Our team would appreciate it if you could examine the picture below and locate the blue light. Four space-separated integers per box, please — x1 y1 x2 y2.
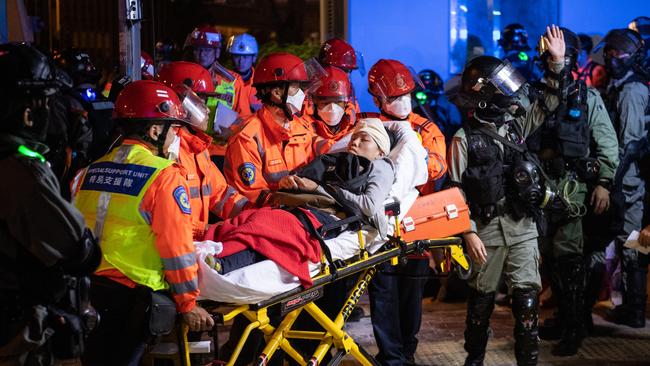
459 5 468 12
569 108 581 119
83 88 96 102
492 10 501 16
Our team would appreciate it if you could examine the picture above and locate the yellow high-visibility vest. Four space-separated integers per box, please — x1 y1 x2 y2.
75 144 173 291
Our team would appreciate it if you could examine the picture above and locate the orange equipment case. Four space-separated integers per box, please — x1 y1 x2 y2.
399 187 471 242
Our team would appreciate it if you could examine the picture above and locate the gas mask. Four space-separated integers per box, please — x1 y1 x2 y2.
604 55 633 80
491 93 525 118
166 132 181 161
317 102 345 126
286 88 306 115
512 160 555 209
383 94 412 119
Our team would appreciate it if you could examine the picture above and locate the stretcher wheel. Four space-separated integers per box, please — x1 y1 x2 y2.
453 253 473 280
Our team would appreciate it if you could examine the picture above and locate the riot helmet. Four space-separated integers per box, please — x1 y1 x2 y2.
499 24 531 52
457 55 527 119
594 28 645 79
0 43 60 143
53 48 101 85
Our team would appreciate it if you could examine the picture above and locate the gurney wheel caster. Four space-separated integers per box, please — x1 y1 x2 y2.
453 254 473 280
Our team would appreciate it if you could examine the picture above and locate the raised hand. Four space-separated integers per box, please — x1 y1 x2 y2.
544 24 566 62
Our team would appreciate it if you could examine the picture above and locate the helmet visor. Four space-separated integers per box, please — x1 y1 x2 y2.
178 84 209 130
489 61 526 96
301 57 329 94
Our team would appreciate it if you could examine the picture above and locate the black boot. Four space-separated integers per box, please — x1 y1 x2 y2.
512 287 539 366
552 255 585 356
464 290 496 366
584 251 607 334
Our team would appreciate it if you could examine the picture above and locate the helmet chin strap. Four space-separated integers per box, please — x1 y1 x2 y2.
267 83 294 121
142 122 172 157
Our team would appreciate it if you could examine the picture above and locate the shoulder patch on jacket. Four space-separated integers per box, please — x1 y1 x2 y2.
173 186 191 215
238 162 256 186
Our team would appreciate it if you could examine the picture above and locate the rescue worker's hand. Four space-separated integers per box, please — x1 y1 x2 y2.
295 177 318 192
279 175 300 190
590 185 610 215
182 305 215 331
463 232 487 265
544 24 565 62
639 225 650 248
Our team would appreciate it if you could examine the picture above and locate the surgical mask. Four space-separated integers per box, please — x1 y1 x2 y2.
286 88 305 115
317 103 345 126
383 94 412 119
166 133 181 161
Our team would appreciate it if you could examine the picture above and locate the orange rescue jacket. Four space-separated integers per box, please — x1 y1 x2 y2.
177 128 248 238
224 106 317 202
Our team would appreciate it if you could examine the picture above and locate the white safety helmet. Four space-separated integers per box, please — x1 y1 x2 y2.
227 33 259 56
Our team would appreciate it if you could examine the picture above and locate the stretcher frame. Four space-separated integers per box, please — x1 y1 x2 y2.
179 214 471 366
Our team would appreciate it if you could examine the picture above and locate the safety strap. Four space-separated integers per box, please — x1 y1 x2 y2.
319 214 363 235
93 145 132 242
287 208 344 277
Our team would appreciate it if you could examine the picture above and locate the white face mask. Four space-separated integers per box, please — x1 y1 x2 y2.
166 133 181 161
286 88 305 115
317 103 345 126
383 94 412 119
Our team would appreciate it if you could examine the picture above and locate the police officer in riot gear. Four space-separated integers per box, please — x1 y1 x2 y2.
529 27 619 356
53 48 115 163
414 69 462 142
499 23 543 83
449 25 567 366
597 28 650 328
0 43 101 365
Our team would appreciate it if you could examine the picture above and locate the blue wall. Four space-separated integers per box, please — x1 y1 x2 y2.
349 0 450 113
560 0 650 36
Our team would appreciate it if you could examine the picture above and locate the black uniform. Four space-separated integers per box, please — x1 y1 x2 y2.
0 43 100 365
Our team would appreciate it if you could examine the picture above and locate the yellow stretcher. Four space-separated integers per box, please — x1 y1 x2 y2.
178 203 472 366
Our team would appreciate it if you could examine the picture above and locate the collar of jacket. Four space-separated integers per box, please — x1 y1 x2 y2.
178 127 212 154
259 106 309 143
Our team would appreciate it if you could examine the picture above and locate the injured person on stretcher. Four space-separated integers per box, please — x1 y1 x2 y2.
196 118 430 303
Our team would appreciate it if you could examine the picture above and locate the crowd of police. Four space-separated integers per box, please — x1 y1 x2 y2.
1 13 650 366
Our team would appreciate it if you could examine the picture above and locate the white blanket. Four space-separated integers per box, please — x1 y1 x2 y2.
196 121 428 304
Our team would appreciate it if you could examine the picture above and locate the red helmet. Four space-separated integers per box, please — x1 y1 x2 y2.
156 61 214 95
319 38 357 70
187 25 222 48
253 52 309 87
367 59 416 98
141 51 154 80
311 66 352 101
113 80 186 122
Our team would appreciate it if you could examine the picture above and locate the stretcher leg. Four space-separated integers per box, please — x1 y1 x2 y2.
303 302 375 366
226 318 263 366
180 323 191 366
256 308 303 366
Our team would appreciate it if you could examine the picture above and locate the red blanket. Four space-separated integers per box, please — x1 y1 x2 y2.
205 207 322 287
